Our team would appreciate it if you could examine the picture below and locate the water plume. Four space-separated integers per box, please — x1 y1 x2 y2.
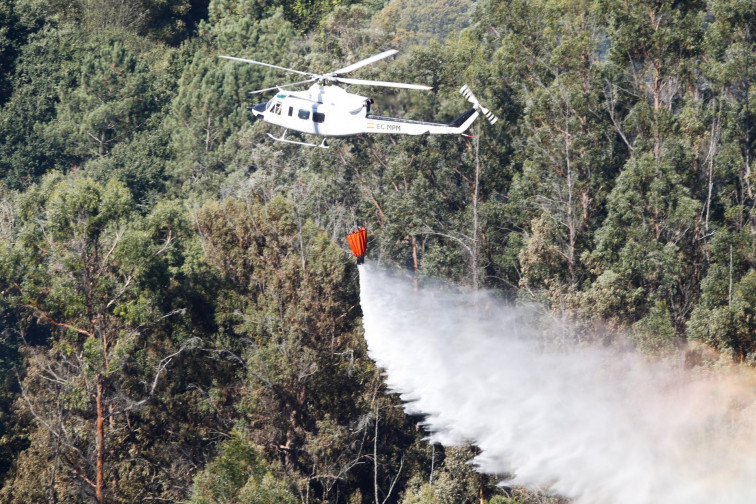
358 263 756 504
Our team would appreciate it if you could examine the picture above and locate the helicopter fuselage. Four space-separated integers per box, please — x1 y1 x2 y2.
253 83 479 138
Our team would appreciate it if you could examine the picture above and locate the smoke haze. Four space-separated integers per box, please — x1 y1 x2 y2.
358 263 756 504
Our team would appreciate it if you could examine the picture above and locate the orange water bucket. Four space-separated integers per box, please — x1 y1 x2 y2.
346 227 367 264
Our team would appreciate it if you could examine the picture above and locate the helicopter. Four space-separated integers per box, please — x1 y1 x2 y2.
219 49 498 148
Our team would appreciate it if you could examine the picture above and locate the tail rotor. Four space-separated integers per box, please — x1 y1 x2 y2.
460 85 499 125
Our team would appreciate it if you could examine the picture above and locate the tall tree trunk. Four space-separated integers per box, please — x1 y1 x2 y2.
284 386 306 472
99 131 106 157
205 115 212 154
472 124 481 292
96 378 105 504
744 24 753 201
564 109 576 286
373 408 379 504
411 235 419 292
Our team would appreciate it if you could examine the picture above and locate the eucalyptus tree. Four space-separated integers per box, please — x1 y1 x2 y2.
685 0 756 359
467 0 619 306
0 174 195 503
599 0 705 160
190 429 296 504
703 0 756 214
687 227 756 361
583 152 701 333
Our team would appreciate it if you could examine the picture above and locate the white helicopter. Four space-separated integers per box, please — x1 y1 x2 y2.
219 49 498 148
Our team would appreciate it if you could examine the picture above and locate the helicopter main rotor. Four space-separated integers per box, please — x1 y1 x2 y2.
219 49 432 93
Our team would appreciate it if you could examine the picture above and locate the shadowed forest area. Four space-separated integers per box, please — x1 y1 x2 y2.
0 0 755 502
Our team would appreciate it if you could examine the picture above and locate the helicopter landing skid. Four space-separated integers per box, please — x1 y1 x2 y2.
267 130 329 148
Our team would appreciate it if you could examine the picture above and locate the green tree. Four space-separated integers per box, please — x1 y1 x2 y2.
372 0 473 47
498 0 619 302
191 428 296 504
583 153 700 328
1 174 193 503
0 21 80 188
48 39 153 160
167 10 297 191
687 224 756 360
40 0 201 43
703 0 756 218
599 0 705 160
632 300 679 355
400 446 502 504
0 185 27 483
84 127 170 207
197 195 414 502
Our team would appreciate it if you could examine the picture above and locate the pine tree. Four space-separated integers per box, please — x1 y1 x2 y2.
48 39 153 160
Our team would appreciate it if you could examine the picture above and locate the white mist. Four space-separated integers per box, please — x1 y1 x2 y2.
358 263 756 504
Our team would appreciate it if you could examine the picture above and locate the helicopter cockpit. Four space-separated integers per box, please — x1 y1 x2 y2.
252 101 267 117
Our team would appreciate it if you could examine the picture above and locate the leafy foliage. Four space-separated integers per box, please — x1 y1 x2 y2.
1 0 756 503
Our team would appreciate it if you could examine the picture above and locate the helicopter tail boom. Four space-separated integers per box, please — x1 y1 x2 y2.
358 85 495 136
361 108 479 136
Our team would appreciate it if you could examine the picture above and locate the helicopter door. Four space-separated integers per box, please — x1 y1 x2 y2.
271 101 282 115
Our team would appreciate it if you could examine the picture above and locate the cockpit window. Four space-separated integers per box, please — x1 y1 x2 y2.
272 102 282 115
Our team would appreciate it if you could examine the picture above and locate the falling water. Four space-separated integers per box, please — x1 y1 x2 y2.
358 263 756 504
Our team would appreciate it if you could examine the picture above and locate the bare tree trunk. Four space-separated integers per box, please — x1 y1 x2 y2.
704 100 721 263
374 408 379 504
744 24 753 201
729 245 733 307
96 379 105 504
653 71 662 162
48 435 60 504
371 407 403 504
564 108 576 286
205 115 212 154
284 386 306 472
411 235 419 292
429 444 435 486
472 124 481 292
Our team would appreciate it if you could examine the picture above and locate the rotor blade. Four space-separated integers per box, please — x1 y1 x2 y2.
335 77 432 91
248 86 280 95
331 49 399 75
248 78 318 95
219 55 312 77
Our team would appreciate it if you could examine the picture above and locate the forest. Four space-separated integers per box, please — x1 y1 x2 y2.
0 0 755 502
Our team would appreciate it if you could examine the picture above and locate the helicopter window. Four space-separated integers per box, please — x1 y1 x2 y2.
298 109 310 120
272 102 282 115
313 112 325 123
288 106 293 116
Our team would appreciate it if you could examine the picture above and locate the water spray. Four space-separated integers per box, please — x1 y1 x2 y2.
355 262 756 504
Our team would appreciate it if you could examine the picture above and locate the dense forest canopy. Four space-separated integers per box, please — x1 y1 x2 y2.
0 0 755 502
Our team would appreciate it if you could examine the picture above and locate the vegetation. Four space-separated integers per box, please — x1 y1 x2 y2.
0 0 755 502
